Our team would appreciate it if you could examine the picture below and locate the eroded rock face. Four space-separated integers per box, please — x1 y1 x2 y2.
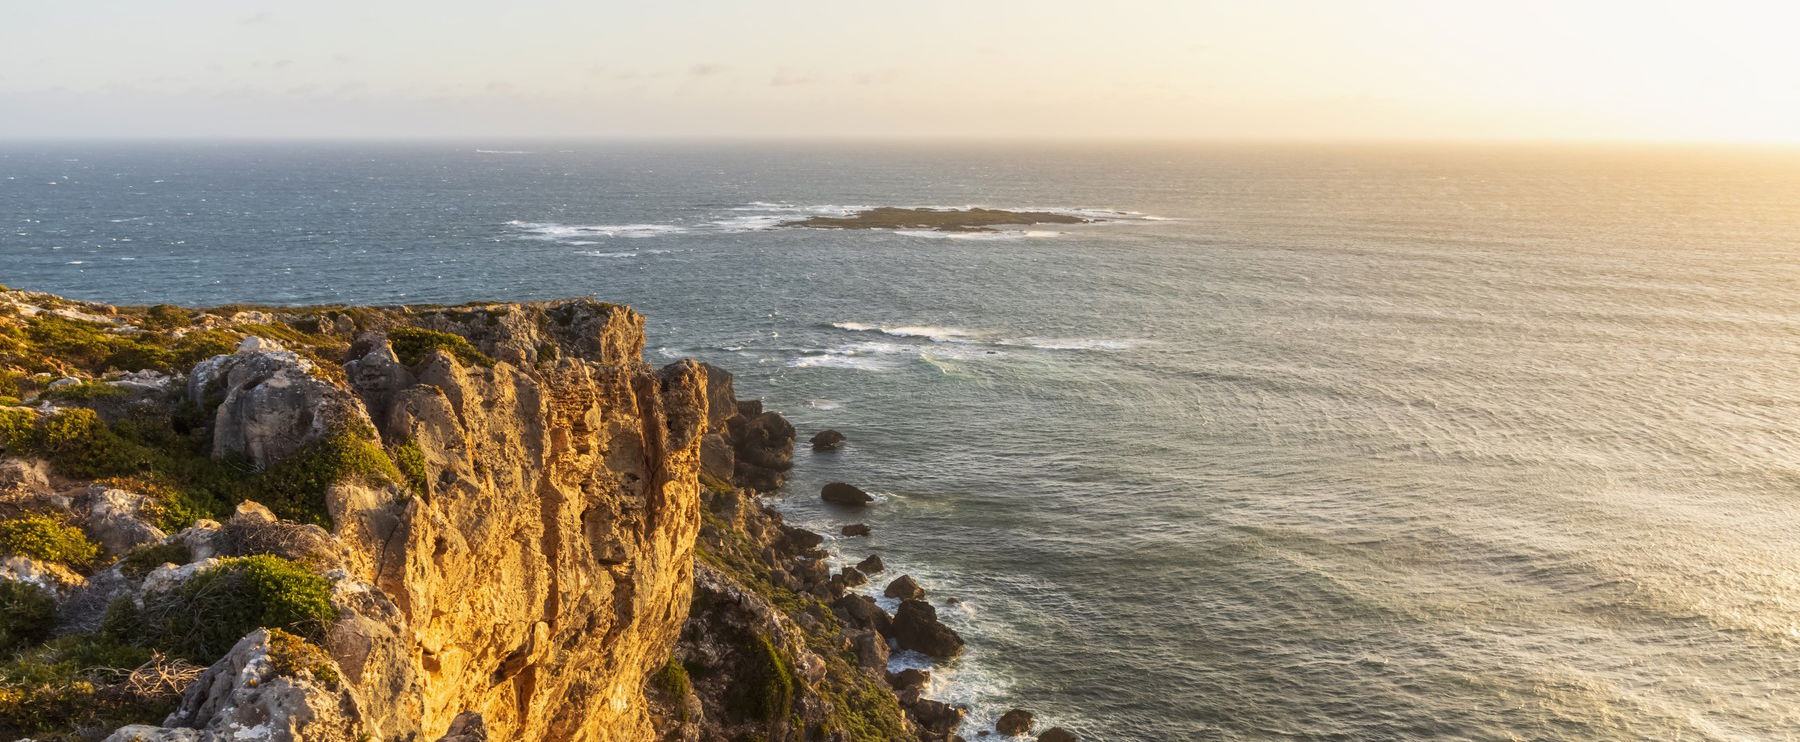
121 300 711 742
324 301 708 742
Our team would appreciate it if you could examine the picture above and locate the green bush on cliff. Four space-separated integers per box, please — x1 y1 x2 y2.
119 555 336 662
0 582 56 656
653 656 693 721
391 439 429 496
0 513 101 569
729 634 797 722
265 628 341 690
0 634 174 740
257 430 405 526
387 328 493 367
0 408 153 482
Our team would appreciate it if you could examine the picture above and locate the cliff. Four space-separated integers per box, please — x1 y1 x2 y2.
0 287 937 742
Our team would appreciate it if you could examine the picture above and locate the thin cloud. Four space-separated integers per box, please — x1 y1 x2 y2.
688 63 728 77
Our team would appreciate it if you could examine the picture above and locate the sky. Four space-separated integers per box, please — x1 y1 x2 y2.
2 0 1797 142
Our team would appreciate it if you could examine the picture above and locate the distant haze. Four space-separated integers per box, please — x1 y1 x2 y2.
4 0 1797 142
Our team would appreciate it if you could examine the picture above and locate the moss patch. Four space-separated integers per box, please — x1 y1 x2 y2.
390 439 428 496
265 628 341 690
387 328 493 368
728 634 796 722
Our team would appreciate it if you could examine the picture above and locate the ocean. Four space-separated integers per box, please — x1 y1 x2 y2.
5 141 1800 741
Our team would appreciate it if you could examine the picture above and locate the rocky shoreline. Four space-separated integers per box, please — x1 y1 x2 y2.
0 286 1075 742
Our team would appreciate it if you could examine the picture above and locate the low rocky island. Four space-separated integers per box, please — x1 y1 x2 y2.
0 286 1072 742
781 207 1093 233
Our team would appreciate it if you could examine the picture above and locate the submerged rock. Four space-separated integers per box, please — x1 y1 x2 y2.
821 481 874 506
1038 728 1079 742
998 708 1036 736
892 599 965 658
810 429 846 451
841 522 872 537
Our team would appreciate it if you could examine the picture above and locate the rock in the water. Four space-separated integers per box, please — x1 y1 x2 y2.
810 429 847 451
883 574 925 600
839 566 869 588
997 709 1035 736
892 599 965 658
841 523 872 537
822 482 874 506
888 667 931 691
909 698 965 735
1038 728 1079 742
856 553 885 574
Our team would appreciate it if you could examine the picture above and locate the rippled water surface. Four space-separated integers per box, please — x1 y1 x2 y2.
5 142 1800 740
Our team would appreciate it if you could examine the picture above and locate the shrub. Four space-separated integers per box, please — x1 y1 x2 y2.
652 656 693 720
0 513 100 569
387 328 494 367
41 380 126 403
0 408 153 481
135 555 336 661
137 305 194 331
0 582 56 655
0 635 174 740
117 541 191 579
256 430 404 526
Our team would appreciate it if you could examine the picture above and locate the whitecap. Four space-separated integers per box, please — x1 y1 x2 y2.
830 322 978 343
999 337 1140 352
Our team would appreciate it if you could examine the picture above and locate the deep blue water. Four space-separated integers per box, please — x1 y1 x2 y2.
6 141 1800 741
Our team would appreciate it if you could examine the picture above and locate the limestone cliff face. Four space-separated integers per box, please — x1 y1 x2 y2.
324 301 711 742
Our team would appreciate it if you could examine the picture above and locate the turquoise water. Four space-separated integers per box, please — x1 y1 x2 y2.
6 142 1800 740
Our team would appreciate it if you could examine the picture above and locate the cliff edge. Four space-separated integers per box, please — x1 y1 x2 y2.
0 287 933 742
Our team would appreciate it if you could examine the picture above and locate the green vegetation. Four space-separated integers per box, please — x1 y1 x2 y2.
0 408 151 481
40 381 126 403
117 541 191 579
265 628 341 690
391 439 429 496
0 634 178 741
699 472 735 496
653 656 693 721
386 328 494 367
112 555 335 662
255 430 405 526
728 635 796 722
0 513 100 569
0 582 56 655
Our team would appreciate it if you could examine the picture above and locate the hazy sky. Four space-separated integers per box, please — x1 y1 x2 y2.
3 0 1796 141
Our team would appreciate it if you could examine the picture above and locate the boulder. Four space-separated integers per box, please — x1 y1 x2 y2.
841 523 872 537
892 600 964 658
1038 728 1078 742
435 711 488 742
888 668 930 692
838 566 869 589
109 628 362 742
831 594 893 636
779 524 825 551
883 574 925 600
908 698 965 736
83 486 167 556
810 429 847 451
821 482 874 507
856 554 885 574
850 629 889 671
997 709 1035 736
